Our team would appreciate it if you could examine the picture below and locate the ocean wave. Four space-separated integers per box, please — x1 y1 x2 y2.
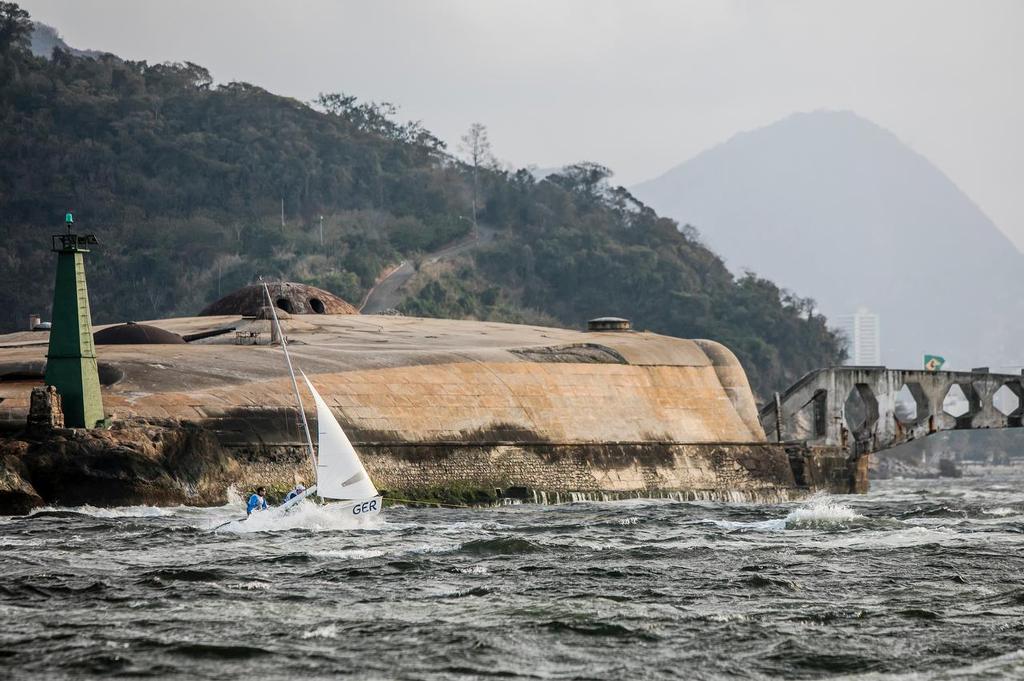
166 642 272 660
982 506 1018 517
457 536 545 556
29 505 177 519
819 525 959 550
830 649 1024 680
539 619 660 641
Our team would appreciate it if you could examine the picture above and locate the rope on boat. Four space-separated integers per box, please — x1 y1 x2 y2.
384 496 472 509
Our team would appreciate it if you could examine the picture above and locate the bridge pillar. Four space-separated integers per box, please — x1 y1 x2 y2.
761 367 1024 462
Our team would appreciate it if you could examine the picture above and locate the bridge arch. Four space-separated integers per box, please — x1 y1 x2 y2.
761 367 1024 457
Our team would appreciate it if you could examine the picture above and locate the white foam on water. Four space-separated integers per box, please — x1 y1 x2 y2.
214 499 383 533
820 525 956 550
705 496 875 533
229 581 272 591
311 548 386 560
32 504 177 518
703 518 787 532
455 565 489 575
783 496 867 530
301 624 339 640
405 542 463 555
981 506 1017 517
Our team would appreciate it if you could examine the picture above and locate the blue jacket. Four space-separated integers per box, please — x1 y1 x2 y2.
247 493 268 515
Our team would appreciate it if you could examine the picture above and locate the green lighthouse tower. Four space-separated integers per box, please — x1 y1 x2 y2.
44 213 105 428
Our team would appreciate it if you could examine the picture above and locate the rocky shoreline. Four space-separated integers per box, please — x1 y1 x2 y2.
0 420 239 515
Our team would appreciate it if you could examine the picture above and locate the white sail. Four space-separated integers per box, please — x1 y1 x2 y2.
301 372 379 501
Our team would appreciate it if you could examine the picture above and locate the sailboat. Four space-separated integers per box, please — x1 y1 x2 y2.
263 282 383 519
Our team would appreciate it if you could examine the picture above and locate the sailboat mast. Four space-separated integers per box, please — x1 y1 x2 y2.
262 282 317 467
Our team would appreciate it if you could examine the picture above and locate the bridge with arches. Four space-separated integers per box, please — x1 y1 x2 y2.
759 367 1024 456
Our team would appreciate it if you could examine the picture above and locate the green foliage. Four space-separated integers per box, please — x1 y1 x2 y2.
398 263 559 327
0 2 31 54
0 3 844 395
0 16 471 325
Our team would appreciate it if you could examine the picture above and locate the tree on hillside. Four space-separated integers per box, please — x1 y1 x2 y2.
0 1 31 53
459 123 493 229
553 162 613 198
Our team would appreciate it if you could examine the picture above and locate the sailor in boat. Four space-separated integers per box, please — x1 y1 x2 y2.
246 487 269 516
283 483 306 504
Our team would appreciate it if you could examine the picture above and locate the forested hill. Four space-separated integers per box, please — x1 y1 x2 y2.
0 3 842 395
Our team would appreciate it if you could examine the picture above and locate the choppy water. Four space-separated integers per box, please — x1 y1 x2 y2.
2 477 1024 680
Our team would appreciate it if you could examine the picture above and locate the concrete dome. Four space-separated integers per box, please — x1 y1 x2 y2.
199 282 358 317
94 322 186 345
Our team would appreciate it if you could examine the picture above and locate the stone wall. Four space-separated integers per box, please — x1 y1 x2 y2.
221 438 860 505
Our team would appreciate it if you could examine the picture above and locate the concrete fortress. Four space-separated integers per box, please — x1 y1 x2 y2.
0 284 856 510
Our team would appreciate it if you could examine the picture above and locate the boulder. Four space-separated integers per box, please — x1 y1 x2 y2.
0 444 44 515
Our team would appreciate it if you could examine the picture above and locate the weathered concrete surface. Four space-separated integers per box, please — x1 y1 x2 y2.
0 314 863 510
2 314 766 443
760 366 1024 456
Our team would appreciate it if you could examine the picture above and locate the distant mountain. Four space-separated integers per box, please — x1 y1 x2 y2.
633 110 1024 371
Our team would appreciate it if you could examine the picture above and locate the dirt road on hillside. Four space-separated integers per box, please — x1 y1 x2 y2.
360 225 495 314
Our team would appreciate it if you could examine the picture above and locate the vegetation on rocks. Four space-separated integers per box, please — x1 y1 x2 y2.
0 3 843 394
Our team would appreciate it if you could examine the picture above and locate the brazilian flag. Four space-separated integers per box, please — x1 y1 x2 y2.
924 355 945 371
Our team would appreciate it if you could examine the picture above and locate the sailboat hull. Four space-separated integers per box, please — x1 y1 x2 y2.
278 492 383 518
332 495 383 518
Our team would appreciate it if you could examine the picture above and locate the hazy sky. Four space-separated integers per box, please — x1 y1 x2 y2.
21 1 1024 249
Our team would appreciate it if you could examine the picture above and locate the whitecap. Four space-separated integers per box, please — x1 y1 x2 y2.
783 496 867 530
982 507 1017 517
311 548 386 560
301 624 338 640
229 581 272 590
706 518 787 532
31 505 176 518
455 565 489 575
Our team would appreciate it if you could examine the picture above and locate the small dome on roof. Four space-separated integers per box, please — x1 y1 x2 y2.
94 322 186 345
256 305 290 320
199 282 358 317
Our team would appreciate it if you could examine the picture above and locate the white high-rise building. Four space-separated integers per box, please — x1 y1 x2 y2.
836 307 881 366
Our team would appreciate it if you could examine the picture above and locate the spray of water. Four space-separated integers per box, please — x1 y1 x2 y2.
783 495 867 530
214 499 383 533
